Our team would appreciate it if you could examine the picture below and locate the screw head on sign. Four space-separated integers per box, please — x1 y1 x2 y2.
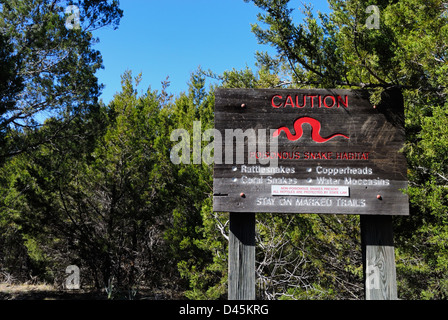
377 195 382 200
240 193 246 198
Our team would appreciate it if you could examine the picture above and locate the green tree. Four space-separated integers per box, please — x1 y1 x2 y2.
0 71 179 295
0 104 107 283
0 0 123 160
173 67 363 299
0 32 24 131
243 0 448 299
164 72 226 299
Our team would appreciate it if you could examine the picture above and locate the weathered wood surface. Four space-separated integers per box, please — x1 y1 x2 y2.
361 215 398 300
213 88 409 215
228 212 255 300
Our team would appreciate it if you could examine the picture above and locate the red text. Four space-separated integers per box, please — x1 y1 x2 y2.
271 94 349 109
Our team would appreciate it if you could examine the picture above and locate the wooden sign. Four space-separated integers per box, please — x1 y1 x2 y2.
213 88 409 215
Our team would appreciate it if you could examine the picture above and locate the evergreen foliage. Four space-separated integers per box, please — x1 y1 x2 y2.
1 0 448 300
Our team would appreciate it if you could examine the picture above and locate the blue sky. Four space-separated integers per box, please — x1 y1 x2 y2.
93 0 330 104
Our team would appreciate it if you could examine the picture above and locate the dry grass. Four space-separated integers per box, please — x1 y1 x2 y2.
0 283 106 300
0 282 183 300
0 283 55 293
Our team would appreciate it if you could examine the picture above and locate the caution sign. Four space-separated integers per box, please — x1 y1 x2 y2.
213 88 409 215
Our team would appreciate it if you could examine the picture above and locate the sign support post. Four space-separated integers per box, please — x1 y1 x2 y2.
361 215 397 300
213 88 408 300
228 212 256 300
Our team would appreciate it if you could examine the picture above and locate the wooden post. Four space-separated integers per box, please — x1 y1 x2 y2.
228 212 255 300
361 215 398 300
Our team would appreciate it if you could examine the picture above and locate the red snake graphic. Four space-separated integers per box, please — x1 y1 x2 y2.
273 117 350 143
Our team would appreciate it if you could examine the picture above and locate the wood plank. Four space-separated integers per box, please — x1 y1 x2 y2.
228 212 256 300
361 215 398 300
214 180 409 215
213 88 409 215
